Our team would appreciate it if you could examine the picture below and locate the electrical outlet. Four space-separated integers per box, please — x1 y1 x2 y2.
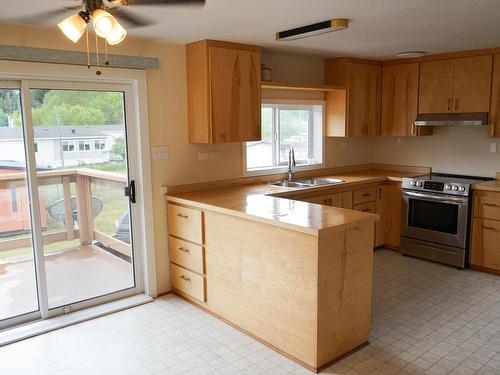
490 142 497 153
152 146 169 160
198 152 209 161
210 151 222 160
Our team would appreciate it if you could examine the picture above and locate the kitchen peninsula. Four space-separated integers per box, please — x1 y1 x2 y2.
165 165 428 371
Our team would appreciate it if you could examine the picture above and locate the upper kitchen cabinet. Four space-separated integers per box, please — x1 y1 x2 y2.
381 63 432 136
325 58 382 137
419 55 493 114
488 54 500 138
186 40 262 143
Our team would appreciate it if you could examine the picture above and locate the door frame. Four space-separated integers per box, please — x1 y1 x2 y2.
0 61 157 330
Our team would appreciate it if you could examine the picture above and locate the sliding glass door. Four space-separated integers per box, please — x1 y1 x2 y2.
0 84 39 324
0 80 141 329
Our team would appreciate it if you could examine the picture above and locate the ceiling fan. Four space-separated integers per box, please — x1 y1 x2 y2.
13 0 206 45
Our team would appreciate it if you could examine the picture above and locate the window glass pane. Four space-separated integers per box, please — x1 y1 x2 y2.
279 109 310 163
246 107 273 169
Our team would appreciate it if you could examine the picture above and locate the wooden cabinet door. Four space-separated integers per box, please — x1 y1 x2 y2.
209 47 261 143
347 63 381 136
381 63 419 136
452 55 492 113
419 59 454 114
375 186 387 247
488 54 500 138
471 219 500 270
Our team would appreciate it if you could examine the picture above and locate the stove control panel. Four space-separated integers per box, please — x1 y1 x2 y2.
402 178 470 196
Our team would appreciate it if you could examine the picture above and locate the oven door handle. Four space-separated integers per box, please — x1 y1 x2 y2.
403 190 468 205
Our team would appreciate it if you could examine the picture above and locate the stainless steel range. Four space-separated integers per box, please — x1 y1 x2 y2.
401 173 494 268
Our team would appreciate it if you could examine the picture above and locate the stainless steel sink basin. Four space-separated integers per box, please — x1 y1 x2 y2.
269 178 345 188
269 180 309 188
294 178 344 186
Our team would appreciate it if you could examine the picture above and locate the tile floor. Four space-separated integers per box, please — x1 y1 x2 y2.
1 249 500 375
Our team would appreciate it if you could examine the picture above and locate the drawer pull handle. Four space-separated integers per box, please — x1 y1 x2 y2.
178 247 190 253
483 226 498 231
361 209 371 212
177 213 189 219
180 275 191 282
483 203 498 207
361 193 372 197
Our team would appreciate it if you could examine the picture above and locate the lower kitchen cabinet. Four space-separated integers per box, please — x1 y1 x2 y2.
298 182 403 249
470 190 500 273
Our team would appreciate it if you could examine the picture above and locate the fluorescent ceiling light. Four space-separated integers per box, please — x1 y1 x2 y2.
397 51 426 58
276 19 348 41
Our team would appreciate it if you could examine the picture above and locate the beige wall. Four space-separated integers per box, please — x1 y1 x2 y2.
372 127 500 177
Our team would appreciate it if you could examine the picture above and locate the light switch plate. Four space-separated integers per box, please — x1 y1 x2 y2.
490 142 497 153
152 146 169 160
210 151 222 160
198 152 209 161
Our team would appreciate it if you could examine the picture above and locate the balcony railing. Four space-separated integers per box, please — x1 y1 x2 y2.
0 168 130 259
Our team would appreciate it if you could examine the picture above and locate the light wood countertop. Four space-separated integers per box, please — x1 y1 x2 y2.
473 173 500 192
167 169 423 235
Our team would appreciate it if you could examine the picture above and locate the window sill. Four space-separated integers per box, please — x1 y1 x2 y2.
243 162 325 177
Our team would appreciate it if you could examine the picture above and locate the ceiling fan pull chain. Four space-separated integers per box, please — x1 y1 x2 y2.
105 40 110 66
85 27 91 70
95 31 102 75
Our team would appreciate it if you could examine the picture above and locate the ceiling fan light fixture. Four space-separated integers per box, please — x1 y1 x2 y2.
58 12 89 43
92 9 117 38
105 22 127 45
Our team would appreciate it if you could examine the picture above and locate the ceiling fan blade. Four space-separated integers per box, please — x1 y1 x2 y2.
109 8 153 27
6 6 82 24
111 0 205 5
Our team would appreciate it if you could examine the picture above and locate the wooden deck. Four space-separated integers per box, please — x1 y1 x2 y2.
0 244 134 321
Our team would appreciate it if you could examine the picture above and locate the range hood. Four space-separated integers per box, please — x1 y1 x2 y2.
414 112 489 127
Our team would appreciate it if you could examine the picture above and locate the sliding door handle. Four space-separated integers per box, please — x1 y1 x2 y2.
124 180 136 204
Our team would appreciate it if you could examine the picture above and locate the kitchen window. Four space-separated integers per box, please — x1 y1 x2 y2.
244 101 324 173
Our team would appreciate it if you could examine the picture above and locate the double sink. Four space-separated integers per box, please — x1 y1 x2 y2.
269 177 345 188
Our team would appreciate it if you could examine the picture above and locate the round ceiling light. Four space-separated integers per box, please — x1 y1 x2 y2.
396 51 426 58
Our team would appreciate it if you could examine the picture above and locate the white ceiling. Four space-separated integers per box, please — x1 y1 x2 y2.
2 0 500 59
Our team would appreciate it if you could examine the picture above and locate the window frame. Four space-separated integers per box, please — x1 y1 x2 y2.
242 99 325 177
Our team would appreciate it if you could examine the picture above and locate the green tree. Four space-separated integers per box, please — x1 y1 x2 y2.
0 109 8 127
110 136 126 159
30 90 124 126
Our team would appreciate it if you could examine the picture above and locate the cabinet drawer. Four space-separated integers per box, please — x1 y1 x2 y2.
474 194 500 221
167 203 203 244
353 187 377 205
353 201 376 214
170 263 206 302
168 236 204 274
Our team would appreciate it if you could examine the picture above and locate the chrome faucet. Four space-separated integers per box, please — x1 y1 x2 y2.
288 146 296 182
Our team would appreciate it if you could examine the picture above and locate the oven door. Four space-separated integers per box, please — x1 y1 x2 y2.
402 190 469 248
